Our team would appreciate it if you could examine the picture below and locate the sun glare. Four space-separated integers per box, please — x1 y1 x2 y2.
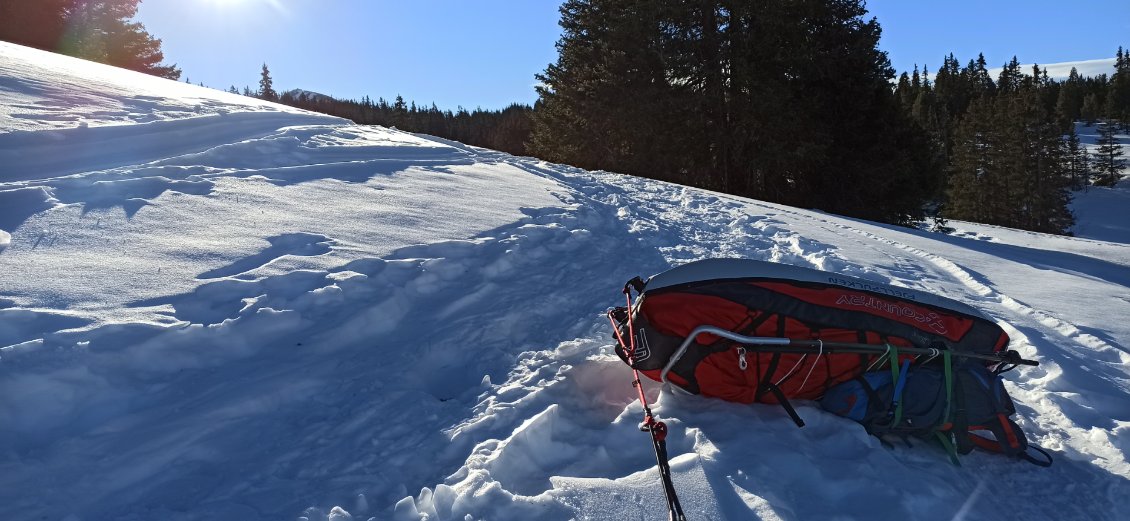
203 0 286 14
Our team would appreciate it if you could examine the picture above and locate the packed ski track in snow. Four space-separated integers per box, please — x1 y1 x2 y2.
1 42 1129 521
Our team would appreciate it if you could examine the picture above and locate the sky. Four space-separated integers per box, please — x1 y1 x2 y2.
135 0 1130 111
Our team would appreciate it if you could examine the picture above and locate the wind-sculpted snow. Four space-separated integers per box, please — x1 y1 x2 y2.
1 42 1129 521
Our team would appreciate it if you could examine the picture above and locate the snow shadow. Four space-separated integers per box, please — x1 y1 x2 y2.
837 214 1130 290
239 158 476 187
50 175 215 217
0 111 340 181
197 233 334 280
0 186 55 235
0 308 91 348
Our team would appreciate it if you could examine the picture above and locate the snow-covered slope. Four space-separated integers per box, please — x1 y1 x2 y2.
1 41 1128 521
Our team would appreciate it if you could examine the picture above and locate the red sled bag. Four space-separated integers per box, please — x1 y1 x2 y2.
610 259 1012 421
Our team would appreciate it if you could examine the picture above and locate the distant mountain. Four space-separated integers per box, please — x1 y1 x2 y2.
283 88 334 103
917 57 1117 82
1001 57 1117 80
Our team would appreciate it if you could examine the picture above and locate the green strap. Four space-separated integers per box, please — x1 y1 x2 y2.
935 431 961 466
936 349 961 465
886 344 904 426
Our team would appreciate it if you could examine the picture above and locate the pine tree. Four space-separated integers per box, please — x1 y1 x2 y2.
1065 126 1090 190
1093 120 1125 186
0 1 69 50
1109 46 1130 122
997 56 1023 95
258 63 277 101
532 0 940 224
1080 93 1101 125
946 98 995 223
969 53 996 98
530 0 687 182
1056 67 1085 126
0 0 180 79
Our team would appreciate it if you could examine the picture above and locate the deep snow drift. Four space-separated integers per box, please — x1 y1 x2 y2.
1 42 1128 521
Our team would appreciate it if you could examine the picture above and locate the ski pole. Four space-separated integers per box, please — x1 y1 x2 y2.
610 285 687 521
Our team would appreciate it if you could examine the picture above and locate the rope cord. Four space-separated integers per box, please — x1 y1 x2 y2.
796 339 825 394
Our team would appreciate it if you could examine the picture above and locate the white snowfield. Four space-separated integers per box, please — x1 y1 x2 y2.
1 41 1128 521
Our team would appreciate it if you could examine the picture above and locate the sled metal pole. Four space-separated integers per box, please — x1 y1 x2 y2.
660 325 1038 387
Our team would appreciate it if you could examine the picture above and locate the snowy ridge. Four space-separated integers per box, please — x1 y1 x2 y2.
1 41 1129 521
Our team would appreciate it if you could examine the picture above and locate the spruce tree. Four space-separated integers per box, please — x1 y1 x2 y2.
0 0 180 79
1056 68 1085 127
1109 46 1130 123
1081 93 1101 125
946 98 995 223
532 0 940 225
997 57 1023 95
969 53 996 99
258 63 277 101
1065 126 1090 190
1093 120 1125 186
531 0 686 181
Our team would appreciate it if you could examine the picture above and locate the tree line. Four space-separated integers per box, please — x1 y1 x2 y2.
896 51 1129 233
280 91 533 157
237 64 535 157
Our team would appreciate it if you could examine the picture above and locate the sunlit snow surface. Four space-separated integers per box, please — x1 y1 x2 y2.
1 42 1129 521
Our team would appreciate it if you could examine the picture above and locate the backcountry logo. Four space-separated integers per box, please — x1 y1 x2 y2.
835 294 949 334
827 276 918 301
633 328 653 363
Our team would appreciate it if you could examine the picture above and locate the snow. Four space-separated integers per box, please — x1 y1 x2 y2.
1007 57 1117 81
1 41 1128 521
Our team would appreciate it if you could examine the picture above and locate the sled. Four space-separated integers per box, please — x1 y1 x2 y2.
606 259 1045 520
610 258 1030 408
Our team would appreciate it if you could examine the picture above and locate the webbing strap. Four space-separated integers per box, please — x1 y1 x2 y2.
884 345 904 426
935 431 961 466
755 352 783 402
765 383 806 427
891 358 911 426
941 349 955 429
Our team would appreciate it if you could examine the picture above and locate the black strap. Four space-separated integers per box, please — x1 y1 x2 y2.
765 383 806 427
755 352 783 402
754 315 787 402
854 374 889 431
1021 445 1054 467
623 276 646 295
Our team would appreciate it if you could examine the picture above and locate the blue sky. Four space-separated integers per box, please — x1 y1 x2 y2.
137 0 1129 110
